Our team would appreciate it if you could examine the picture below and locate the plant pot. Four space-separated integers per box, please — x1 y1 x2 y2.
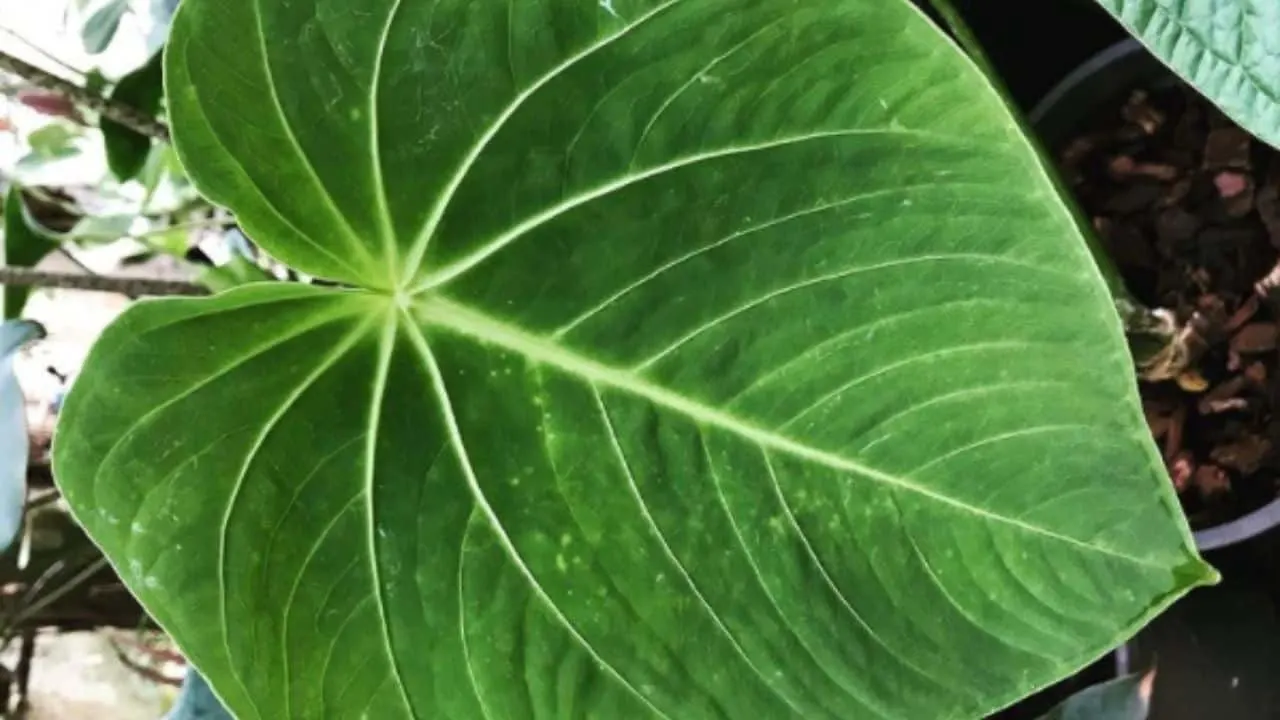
1114 540 1280 718
923 0 1125 112
1028 38 1280 554
993 37 1280 720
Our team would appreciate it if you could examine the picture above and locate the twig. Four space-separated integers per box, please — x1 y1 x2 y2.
108 636 185 687
0 49 168 141
55 246 96 276
2 558 108 643
0 26 86 81
22 489 60 514
15 628 33 706
0 266 206 296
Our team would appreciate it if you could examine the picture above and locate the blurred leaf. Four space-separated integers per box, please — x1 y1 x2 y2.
139 144 189 210
103 50 164 182
1 188 58 319
142 226 189 257
85 69 110 95
25 125 79 158
68 214 135 244
145 0 180 55
119 249 157 266
1040 670 1155 720
164 668 232 720
81 0 130 55
196 255 273 292
15 124 83 173
0 320 43 555
15 91 83 122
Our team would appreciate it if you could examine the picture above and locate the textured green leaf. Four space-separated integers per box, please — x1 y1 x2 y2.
0 320 42 553
1 188 57 319
1094 0 1280 148
103 50 165 182
81 0 130 54
55 1 1213 718
1040 671 1153 720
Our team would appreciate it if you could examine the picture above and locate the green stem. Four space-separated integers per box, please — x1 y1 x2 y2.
0 27 87 82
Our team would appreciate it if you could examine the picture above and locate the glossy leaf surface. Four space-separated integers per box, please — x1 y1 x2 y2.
55 0 1213 718
1094 0 1280 148
81 0 129 54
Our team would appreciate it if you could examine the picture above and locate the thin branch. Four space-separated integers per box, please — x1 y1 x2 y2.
1 557 108 643
0 49 168 141
55 246 96 276
0 266 206 296
0 26 86 81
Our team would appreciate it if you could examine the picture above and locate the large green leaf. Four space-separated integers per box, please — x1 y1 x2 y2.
54 0 1213 718
1094 0 1280 148
1 188 57 319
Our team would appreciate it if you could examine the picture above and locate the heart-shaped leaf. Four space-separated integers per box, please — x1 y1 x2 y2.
1093 0 1280 149
54 0 1214 717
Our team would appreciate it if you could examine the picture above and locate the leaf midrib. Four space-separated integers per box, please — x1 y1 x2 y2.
408 295 1167 570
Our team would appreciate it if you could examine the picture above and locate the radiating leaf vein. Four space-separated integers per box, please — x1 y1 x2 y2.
217 317 377 720
702 444 896 720
632 254 1079 371
370 0 408 277
456 514 497 720
366 313 417 717
402 0 687 280
887 492 1059 663
419 297 1164 568
775 339 1059 428
246 0 370 265
553 184 1014 339
90 301 363 511
593 387 810 717
756 451 976 702
413 128 1007 292
173 60 375 279
404 317 672 719
288 509 365 715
